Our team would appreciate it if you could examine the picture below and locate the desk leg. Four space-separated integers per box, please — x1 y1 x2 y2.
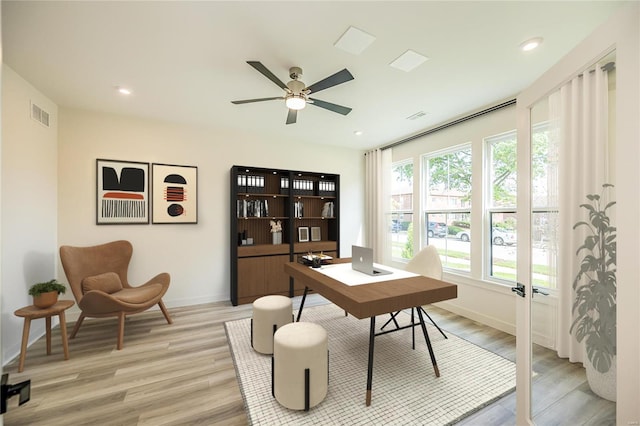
411 308 416 350
46 316 52 355
296 286 309 322
416 307 440 377
18 318 31 373
59 311 70 360
366 316 375 406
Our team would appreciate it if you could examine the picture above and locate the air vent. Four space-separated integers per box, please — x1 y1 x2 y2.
406 111 427 121
30 101 50 128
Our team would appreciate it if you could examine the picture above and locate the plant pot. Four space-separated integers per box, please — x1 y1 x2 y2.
585 355 616 402
33 291 59 309
272 232 282 245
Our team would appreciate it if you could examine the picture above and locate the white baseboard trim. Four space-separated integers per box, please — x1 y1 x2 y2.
436 300 516 336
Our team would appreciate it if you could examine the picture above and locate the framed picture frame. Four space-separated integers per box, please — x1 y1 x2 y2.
96 159 149 224
298 226 309 242
152 163 198 224
311 226 321 242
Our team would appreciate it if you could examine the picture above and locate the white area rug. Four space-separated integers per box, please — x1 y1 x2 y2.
225 303 515 425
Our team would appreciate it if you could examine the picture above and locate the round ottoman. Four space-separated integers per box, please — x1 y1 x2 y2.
251 295 292 354
272 322 328 411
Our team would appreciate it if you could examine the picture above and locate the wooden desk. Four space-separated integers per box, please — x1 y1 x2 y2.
14 300 74 373
284 258 457 406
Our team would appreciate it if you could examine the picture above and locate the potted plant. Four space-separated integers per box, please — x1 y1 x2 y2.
570 183 616 401
29 279 67 309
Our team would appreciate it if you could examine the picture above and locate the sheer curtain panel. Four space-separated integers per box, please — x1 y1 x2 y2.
554 64 611 364
364 148 391 263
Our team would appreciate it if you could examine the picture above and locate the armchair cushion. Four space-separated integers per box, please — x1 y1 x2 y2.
81 272 123 294
111 284 164 304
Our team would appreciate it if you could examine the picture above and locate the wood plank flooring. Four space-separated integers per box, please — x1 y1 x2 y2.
3 296 614 425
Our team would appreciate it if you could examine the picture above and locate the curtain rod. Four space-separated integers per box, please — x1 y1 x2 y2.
380 98 516 151
378 61 615 152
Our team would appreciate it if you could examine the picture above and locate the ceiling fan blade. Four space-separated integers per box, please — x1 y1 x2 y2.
286 109 297 125
231 97 283 104
308 98 352 115
247 61 288 90
305 69 354 94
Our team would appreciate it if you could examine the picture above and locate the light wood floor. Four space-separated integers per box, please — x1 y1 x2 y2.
3 296 614 425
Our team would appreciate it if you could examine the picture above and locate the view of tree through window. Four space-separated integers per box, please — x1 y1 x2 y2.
487 133 518 281
423 146 472 272
387 124 556 287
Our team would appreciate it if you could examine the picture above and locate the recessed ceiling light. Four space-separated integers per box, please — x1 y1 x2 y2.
389 50 429 72
354 130 363 136
520 37 543 52
334 26 376 55
116 86 132 95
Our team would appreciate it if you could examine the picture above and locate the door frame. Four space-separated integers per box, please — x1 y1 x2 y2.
515 4 639 423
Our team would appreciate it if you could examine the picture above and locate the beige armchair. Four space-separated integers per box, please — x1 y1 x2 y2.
59 240 172 350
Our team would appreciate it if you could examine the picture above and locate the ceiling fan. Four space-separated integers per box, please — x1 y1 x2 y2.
231 61 354 125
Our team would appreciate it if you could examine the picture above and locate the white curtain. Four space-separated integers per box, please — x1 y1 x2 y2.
364 148 392 263
553 64 610 363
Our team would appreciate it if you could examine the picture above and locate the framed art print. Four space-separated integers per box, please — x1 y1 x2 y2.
96 159 149 224
152 163 198 224
298 226 309 242
311 226 321 242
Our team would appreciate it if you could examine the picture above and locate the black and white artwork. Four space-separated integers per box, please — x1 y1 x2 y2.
97 159 149 224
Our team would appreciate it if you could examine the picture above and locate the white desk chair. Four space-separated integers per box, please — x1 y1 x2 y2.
381 245 448 340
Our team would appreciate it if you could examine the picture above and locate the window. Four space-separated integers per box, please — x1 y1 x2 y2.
486 131 517 282
531 123 557 289
422 145 472 272
389 160 413 261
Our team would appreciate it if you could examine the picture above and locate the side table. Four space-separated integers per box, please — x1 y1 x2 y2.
14 300 75 373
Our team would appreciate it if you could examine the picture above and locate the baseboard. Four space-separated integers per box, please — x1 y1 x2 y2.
436 300 516 336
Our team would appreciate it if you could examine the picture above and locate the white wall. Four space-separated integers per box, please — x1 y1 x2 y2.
1 65 58 363
57 107 364 313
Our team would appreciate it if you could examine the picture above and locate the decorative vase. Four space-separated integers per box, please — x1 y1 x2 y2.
272 232 282 245
585 355 616 402
33 291 59 309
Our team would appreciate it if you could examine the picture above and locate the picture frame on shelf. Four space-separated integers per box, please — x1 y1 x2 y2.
298 226 310 242
152 163 198 224
311 226 321 242
96 159 149 225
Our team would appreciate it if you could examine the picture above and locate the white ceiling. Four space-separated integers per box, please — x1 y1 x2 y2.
2 1 627 150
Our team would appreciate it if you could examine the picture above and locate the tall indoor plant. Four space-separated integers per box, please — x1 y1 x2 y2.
570 183 616 400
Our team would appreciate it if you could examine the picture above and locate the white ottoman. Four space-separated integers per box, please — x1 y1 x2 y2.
272 322 328 411
251 295 292 354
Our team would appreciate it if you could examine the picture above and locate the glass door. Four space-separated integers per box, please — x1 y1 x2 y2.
515 8 632 420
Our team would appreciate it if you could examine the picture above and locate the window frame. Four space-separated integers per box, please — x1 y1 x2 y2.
421 143 473 274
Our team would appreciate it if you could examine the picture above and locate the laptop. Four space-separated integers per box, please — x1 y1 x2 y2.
351 245 392 276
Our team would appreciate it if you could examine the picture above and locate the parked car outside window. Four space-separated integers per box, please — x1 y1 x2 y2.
454 228 517 245
427 221 447 238
492 228 517 245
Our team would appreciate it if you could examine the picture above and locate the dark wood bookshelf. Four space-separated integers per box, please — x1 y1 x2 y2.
230 165 340 305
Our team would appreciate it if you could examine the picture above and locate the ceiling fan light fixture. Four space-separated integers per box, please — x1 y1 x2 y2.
285 94 306 110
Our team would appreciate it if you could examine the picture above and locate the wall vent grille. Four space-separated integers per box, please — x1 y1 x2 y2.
30 101 50 128
406 111 427 120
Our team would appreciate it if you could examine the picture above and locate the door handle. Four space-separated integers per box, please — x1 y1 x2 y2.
533 286 549 296
511 282 525 298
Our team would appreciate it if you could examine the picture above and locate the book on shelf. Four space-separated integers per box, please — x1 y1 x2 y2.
294 201 304 218
317 180 336 196
237 199 269 218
